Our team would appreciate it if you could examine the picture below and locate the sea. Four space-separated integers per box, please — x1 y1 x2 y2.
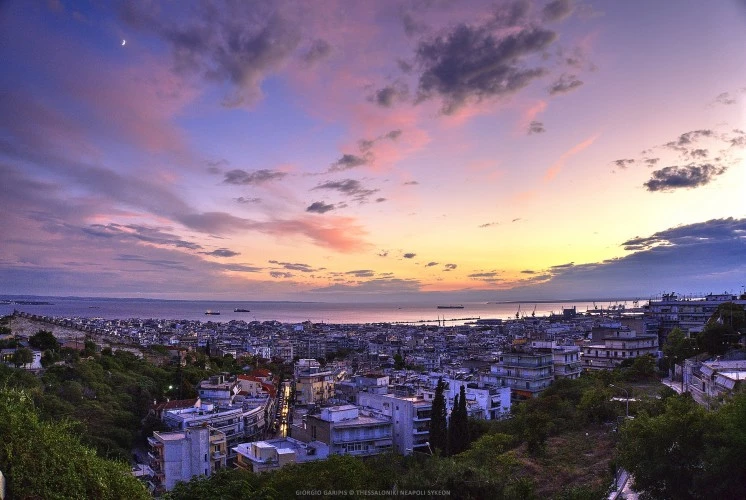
0 296 638 325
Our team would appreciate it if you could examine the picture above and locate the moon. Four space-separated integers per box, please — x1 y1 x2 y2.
121 39 126 46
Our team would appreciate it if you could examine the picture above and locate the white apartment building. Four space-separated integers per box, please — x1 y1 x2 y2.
582 325 658 371
440 378 511 420
530 340 582 379
684 359 746 408
162 403 245 461
357 393 431 455
147 427 226 493
481 351 555 400
197 374 239 406
233 437 329 474
297 405 393 457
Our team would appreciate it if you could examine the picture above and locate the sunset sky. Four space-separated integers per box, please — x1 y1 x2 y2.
1 0 745 302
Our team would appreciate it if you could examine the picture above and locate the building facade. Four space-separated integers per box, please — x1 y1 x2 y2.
233 438 329 473
582 325 658 371
147 427 226 493
481 351 554 400
298 405 393 457
357 393 431 455
294 359 335 406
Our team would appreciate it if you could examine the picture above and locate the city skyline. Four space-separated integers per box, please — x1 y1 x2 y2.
1 0 745 302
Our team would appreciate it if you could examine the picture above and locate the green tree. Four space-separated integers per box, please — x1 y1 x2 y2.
618 394 710 499
577 385 615 423
12 347 33 367
663 328 698 372
697 392 746 496
698 323 733 356
447 385 470 456
623 354 657 381
707 302 746 331
393 349 405 370
28 329 60 352
429 377 448 455
0 388 149 500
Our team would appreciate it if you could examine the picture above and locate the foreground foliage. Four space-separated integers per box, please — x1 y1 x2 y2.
0 387 149 500
618 391 746 499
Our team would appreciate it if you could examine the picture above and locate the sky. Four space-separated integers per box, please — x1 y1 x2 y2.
1 0 745 302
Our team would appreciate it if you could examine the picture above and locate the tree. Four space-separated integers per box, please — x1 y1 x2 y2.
623 354 657 381
618 395 710 499
393 349 405 370
697 392 746 496
707 302 746 331
447 385 469 456
12 347 33 368
663 328 698 372
28 329 60 352
429 377 448 455
698 302 746 355
698 323 733 356
0 388 149 499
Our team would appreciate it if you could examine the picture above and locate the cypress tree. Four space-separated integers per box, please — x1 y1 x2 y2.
448 385 470 455
447 393 459 456
429 378 448 455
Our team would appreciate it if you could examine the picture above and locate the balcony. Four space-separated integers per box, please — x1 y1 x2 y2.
496 360 552 369
493 372 553 381
147 437 163 448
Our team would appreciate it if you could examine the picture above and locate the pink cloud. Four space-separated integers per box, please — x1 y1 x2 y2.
544 133 600 181
69 58 199 154
517 99 548 133
259 216 370 253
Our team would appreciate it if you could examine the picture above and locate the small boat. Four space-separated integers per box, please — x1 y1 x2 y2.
204 310 221 315
437 305 464 309
234 308 250 313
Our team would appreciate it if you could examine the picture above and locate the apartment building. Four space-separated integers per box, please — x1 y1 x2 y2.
296 404 393 457
530 340 582 379
440 379 511 420
162 403 245 460
294 359 335 405
684 358 746 408
357 393 431 455
197 374 239 406
582 324 658 371
147 427 226 493
644 293 746 346
481 351 554 400
233 438 329 474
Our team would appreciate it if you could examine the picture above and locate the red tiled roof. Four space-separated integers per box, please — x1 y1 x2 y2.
151 397 199 412
261 383 277 398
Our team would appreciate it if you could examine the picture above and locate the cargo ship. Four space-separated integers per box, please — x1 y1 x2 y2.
234 308 250 312
204 310 221 315
437 305 464 309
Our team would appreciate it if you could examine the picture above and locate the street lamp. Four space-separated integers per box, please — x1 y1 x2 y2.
609 384 629 418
